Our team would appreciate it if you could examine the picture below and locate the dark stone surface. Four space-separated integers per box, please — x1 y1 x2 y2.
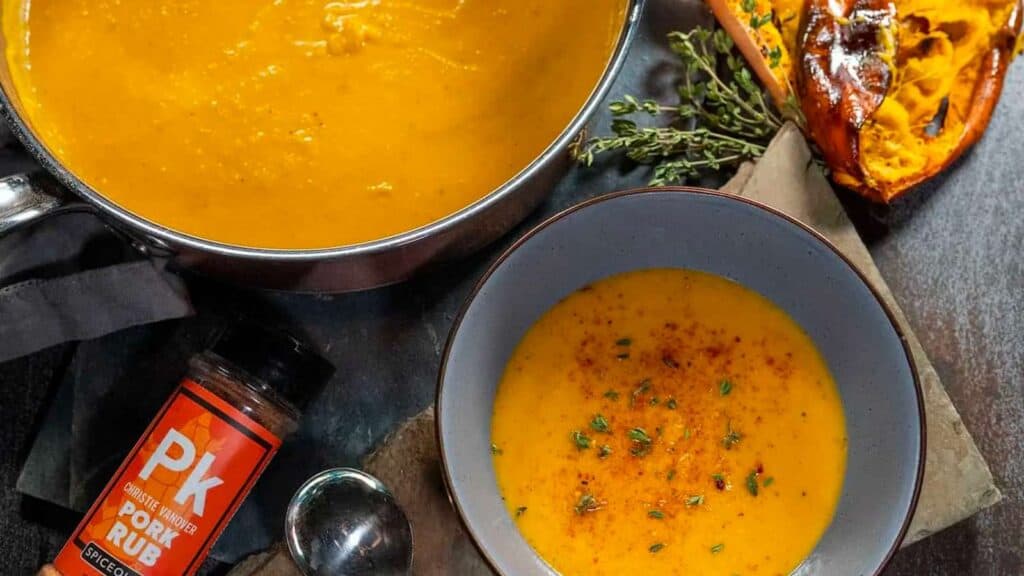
0 1 1021 573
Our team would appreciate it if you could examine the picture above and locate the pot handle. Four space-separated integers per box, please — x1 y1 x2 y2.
0 172 92 235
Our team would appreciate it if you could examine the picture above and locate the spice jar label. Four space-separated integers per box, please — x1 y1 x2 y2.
53 379 282 576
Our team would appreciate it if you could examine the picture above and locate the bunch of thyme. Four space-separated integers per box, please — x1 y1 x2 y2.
573 27 789 186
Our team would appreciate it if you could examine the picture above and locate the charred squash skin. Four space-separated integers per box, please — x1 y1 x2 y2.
708 0 1024 202
798 0 897 199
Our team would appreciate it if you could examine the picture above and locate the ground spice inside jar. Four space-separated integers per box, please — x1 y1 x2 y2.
46 323 334 576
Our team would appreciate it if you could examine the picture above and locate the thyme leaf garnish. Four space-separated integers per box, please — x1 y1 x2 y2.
591 414 611 434
629 427 653 457
746 471 759 496
631 379 652 407
575 493 602 515
571 430 592 450
722 422 742 450
749 12 773 28
629 427 653 443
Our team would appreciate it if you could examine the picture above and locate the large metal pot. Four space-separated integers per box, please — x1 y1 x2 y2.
0 1 643 292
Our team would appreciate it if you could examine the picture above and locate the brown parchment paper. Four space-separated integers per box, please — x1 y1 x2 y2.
228 123 1000 576
725 123 1001 545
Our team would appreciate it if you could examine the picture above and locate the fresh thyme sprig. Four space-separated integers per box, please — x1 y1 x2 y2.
591 413 612 434
573 26 789 186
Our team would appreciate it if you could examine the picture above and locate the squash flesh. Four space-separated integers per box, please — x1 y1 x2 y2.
858 0 1021 194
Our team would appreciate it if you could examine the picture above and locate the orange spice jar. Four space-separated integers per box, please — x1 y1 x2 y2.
46 323 334 576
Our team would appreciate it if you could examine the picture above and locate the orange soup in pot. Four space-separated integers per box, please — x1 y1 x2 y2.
491 268 847 575
2 0 626 248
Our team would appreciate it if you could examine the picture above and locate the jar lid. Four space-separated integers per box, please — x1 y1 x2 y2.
209 322 335 411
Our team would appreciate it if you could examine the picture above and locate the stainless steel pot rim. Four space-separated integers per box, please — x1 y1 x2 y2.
0 0 645 262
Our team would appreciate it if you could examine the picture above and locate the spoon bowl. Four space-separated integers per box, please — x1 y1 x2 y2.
285 468 413 576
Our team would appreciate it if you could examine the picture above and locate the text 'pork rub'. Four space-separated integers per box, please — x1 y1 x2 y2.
50 324 333 576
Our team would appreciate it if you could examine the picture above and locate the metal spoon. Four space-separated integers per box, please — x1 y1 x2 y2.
285 468 413 576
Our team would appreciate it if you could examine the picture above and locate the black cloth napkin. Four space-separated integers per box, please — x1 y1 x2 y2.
0 131 202 555
0 156 193 362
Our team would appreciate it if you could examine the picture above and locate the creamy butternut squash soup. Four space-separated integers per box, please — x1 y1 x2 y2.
3 0 626 248
492 269 847 575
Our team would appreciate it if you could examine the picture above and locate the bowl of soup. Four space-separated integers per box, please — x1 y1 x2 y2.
0 0 642 291
437 188 924 575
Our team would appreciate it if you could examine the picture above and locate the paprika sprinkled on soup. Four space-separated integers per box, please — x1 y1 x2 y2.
2 0 626 248
491 268 847 575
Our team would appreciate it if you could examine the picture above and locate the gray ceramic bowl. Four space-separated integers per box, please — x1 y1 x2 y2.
437 188 924 575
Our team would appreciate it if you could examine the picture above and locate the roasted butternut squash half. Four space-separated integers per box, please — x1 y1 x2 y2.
708 0 1023 202
705 0 804 105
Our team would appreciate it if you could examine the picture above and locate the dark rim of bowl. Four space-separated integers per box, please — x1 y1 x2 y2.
435 186 926 576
